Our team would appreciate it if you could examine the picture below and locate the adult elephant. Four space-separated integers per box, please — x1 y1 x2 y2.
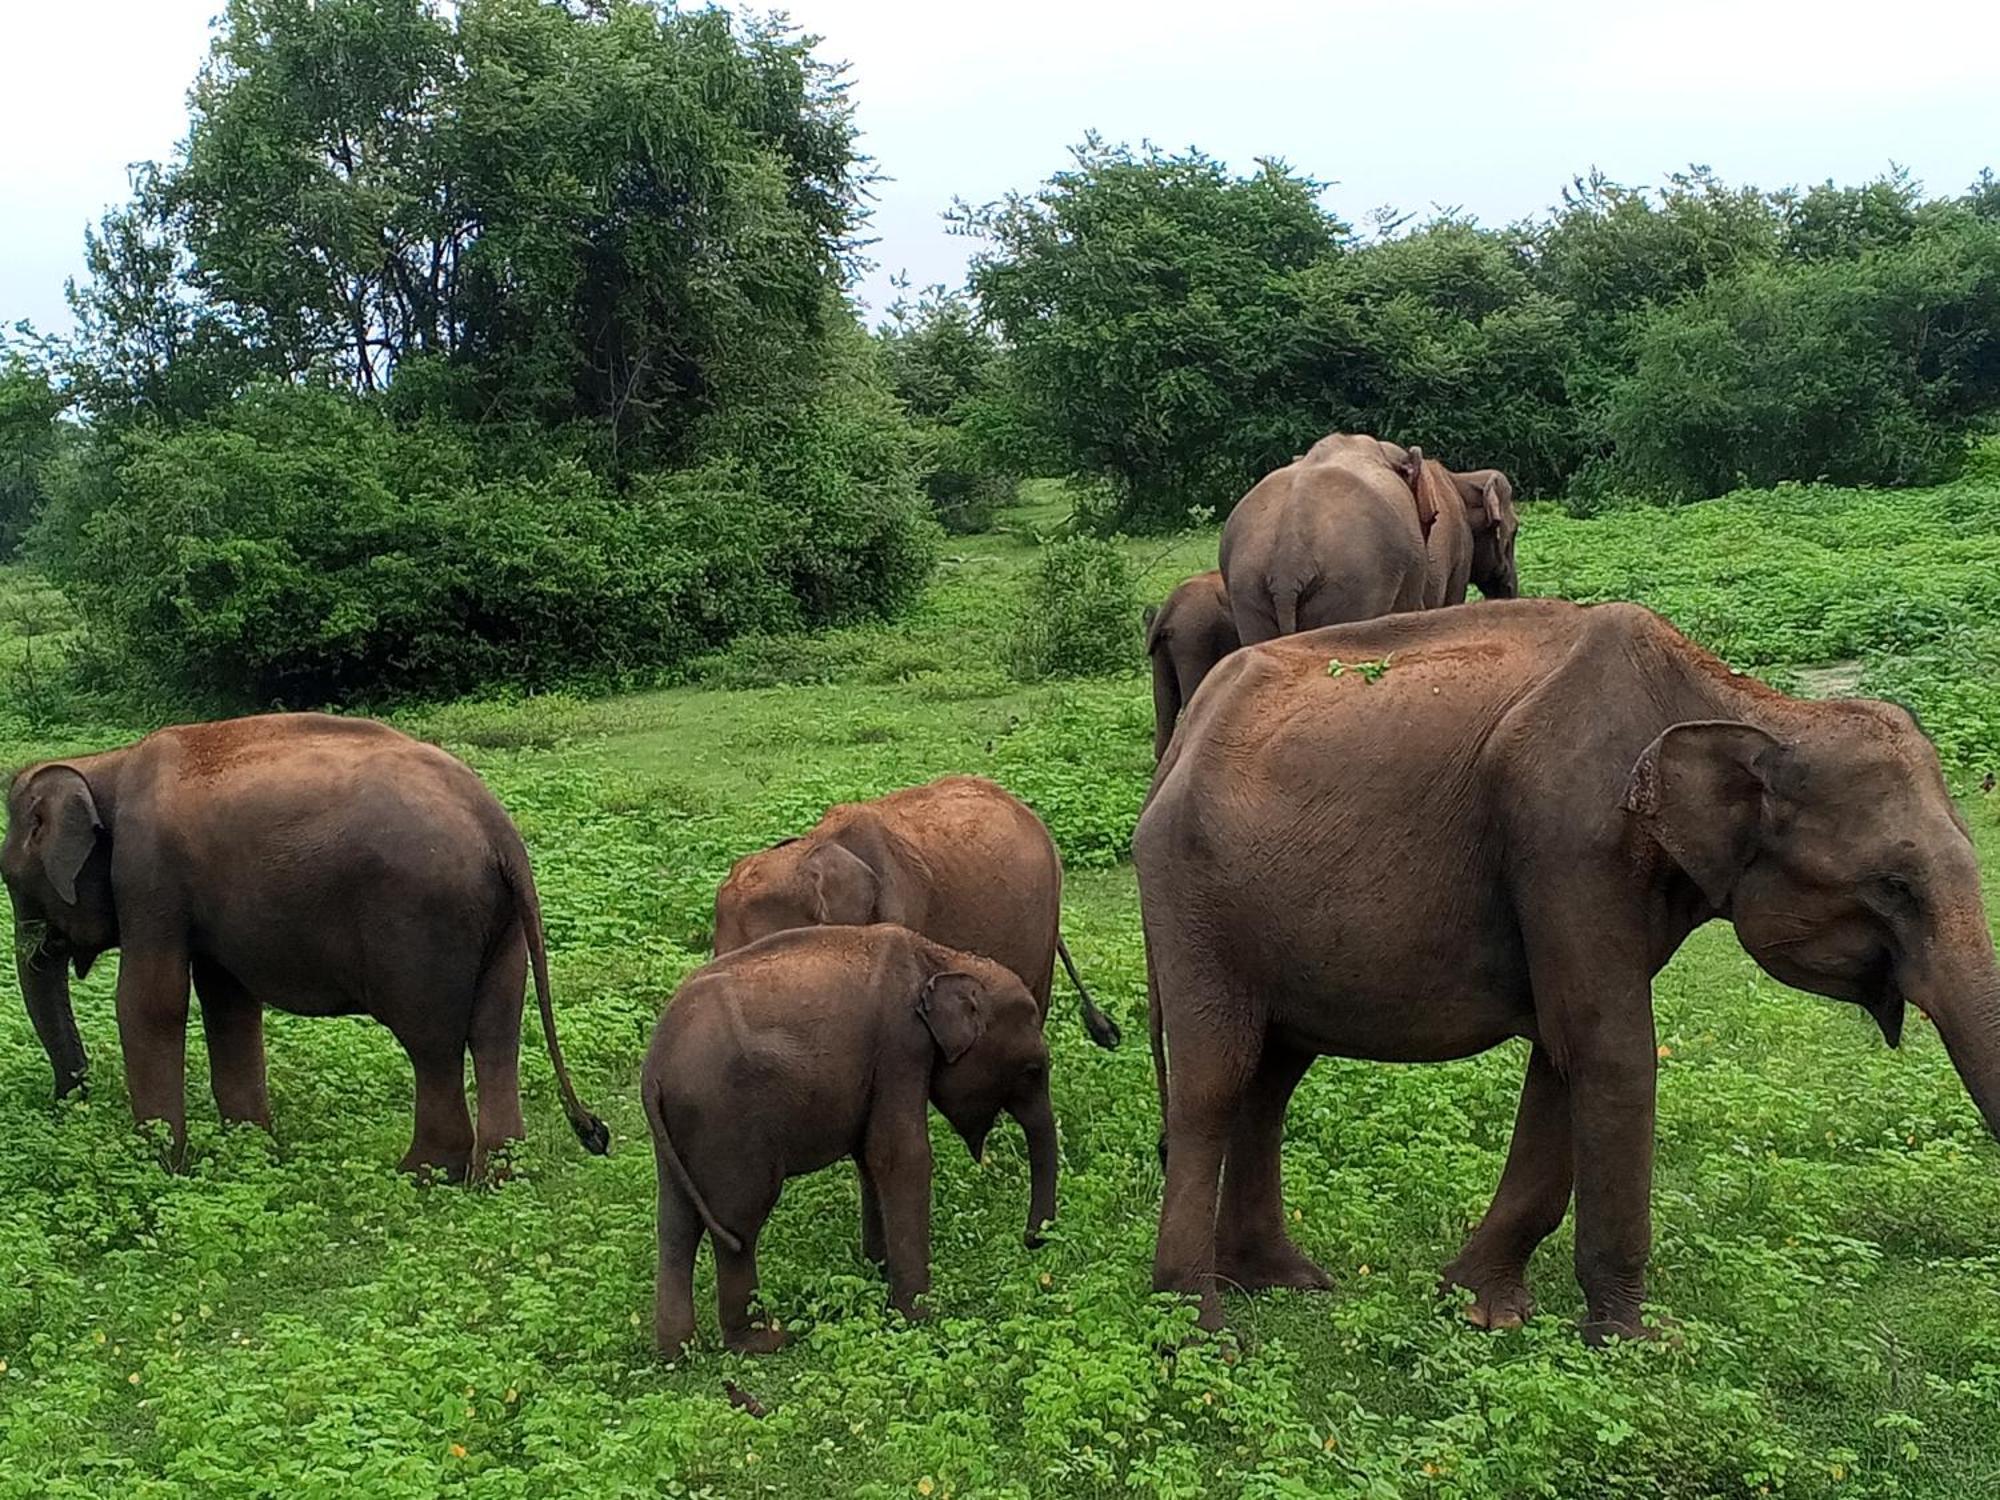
1144 571 1239 761
2 713 609 1177
1135 599 2000 1341
713 775 1122 1049
1219 434 1517 644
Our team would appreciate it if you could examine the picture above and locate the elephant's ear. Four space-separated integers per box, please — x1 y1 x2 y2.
1622 721 1790 908
1398 446 1443 537
22 765 101 906
918 971 985 1063
804 841 879 925
1477 475 1507 532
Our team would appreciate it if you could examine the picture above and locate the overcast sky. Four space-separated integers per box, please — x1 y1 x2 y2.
4 0 1996 338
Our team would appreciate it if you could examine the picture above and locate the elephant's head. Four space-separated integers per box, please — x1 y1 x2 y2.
712 834 884 955
2 764 116 1097
1624 706 2000 1141
918 956 1058 1246
1453 468 1519 599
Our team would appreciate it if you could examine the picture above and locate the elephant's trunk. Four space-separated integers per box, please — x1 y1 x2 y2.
1904 913 2000 1142
1011 1086 1059 1248
17 934 86 1098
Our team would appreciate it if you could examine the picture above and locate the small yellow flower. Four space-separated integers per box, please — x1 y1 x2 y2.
1358 1264 1371 1276
1038 1272 1052 1288
127 1372 141 1386
918 1479 935 1496
1202 1391 1214 1405
449 1443 467 1460
1657 1045 1673 1059
745 1452 759 1466
504 1387 518 1403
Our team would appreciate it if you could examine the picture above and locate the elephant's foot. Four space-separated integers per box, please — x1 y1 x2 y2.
1439 1261 1535 1330
1580 1309 1671 1347
1215 1235 1334 1292
401 1148 472 1184
723 1325 791 1356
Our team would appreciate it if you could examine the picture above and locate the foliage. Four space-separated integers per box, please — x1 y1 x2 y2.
876 286 1021 533
964 155 2000 520
33 357 933 705
0 356 69 558
1006 536 1140 682
5 455 2000 1494
964 137 1350 529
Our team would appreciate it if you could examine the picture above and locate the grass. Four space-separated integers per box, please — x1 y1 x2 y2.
3 452 2000 1496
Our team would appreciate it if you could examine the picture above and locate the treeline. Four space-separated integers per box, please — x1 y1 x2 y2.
4 0 936 706
931 142 2000 529
6 3 1999 707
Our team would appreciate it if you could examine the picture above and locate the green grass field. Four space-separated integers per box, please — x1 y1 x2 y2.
4 454 2000 1498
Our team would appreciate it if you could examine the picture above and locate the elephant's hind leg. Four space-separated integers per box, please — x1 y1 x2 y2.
395 1030 474 1182
468 937 528 1177
193 957 271 1130
1440 1042 1573 1329
1216 1039 1331 1291
1152 964 1260 1329
654 1153 704 1357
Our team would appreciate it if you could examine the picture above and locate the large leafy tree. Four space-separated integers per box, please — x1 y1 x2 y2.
964 138 1349 528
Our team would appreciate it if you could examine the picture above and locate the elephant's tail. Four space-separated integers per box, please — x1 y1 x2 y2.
501 847 610 1156
1273 584 1300 638
1058 935 1121 1050
643 1078 743 1254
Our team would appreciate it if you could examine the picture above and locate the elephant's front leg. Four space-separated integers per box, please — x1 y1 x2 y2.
1440 1042 1573 1329
861 1109 933 1320
1568 1032 1659 1343
115 946 193 1168
193 958 270 1130
1215 1040 1331 1291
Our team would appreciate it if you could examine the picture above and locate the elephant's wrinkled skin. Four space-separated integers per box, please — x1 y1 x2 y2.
1134 599 2000 1340
2 713 607 1177
713 775 1120 1048
645 923 1056 1355
1144 570 1239 761
1219 433 1517 644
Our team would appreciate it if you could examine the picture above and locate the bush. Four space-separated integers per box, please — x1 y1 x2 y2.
1007 536 1139 681
35 371 936 705
1598 230 1998 498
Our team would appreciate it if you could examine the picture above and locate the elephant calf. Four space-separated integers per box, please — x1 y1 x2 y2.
1144 571 1239 761
2 713 608 1178
644 923 1056 1356
713 774 1121 1048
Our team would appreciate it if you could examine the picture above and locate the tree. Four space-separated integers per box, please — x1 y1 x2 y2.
0 353 68 557
964 138 1349 528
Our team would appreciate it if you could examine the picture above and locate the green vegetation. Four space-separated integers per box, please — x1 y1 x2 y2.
4 454 2000 1497
964 154 2000 527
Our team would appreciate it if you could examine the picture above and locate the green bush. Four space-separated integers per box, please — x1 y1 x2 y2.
1006 536 1139 681
35 372 935 705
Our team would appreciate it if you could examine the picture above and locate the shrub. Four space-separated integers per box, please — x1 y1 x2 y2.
1007 536 1139 681
36 371 935 705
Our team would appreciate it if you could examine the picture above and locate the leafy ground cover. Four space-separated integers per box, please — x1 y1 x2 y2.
2 454 2000 1497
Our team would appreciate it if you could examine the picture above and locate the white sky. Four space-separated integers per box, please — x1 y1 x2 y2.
4 0 1997 338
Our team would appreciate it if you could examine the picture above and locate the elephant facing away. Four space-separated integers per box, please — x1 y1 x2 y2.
713 775 1121 1049
1 713 609 1178
1144 570 1239 761
1135 599 2000 1341
1219 434 1519 645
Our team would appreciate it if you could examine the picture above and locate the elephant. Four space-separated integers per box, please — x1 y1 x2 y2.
1144 570 1239 761
1 713 608 1178
1134 598 2000 1342
1218 434 1517 644
713 774 1121 1049
645 923 1056 1355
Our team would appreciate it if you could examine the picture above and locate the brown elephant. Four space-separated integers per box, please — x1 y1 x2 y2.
1144 570 1239 761
1218 434 1517 644
2 713 607 1177
1134 599 2000 1341
713 775 1121 1048
645 923 1055 1355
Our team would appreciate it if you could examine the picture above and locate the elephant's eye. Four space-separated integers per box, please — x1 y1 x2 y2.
1871 872 1920 911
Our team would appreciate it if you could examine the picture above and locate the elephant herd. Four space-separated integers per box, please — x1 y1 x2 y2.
7 430 2000 1361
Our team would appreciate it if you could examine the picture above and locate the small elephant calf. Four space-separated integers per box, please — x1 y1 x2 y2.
643 923 1057 1356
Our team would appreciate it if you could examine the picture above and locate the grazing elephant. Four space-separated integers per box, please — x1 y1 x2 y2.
1144 571 1239 761
713 775 1121 1049
2 713 608 1177
1135 599 2000 1341
1219 435 1518 644
645 923 1056 1355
